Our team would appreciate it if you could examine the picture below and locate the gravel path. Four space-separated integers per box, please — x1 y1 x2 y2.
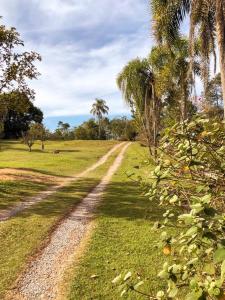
0 142 125 222
8 142 130 300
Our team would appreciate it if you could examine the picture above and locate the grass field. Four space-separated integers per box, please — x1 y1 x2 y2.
0 140 117 176
0 141 178 299
0 140 117 210
67 143 177 300
0 180 52 210
0 143 122 298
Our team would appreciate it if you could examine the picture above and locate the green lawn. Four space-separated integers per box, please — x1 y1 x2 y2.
0 140 118 211
0 180 53 210
0 145 121 299
67 143 177 300
0 140 118 176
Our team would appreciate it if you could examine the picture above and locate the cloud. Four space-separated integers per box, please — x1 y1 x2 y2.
1 0 152 117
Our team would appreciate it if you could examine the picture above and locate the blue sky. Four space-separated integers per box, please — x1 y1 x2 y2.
1 0 152 129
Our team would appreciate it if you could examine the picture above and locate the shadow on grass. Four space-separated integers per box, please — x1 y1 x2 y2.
98 181 165 222
0 148 80 153
0 180 52 210
0 167 73 178
8 178 165 224
12 178 101 219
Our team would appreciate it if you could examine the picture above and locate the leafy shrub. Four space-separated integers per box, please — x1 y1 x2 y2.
114 117 225 299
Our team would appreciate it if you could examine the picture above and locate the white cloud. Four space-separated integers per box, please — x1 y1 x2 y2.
1 0 151 118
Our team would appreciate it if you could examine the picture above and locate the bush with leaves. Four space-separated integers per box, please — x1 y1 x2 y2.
113 117 225 299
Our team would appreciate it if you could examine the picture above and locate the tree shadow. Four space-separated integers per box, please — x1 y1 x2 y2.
0 147 80 153
0 180 52 210
0 167 73 178
5 177 165 224
98 181 165 222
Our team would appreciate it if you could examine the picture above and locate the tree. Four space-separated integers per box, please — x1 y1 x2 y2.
204 73 224 118
0 20 41 137
0 21 41 98
0 92 43 138
117 58 160 156
149 38 198 121
90 99 109 138
56 121 71 140
109 117 137 140
151 0 225 117
22 123 37 152
74 119 99 140
29 123 47 151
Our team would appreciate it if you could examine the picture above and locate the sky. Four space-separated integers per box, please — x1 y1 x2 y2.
1 0 152 130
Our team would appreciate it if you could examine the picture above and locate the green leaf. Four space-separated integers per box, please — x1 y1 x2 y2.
134 281 144 289
190 203 204 214
185 289 203 300
112 274 122 284
158 269 169 279
185 226 198 237
154 166 161 175
201 194 211 204
187 258 198 265
120 289 127 297
221 260 225 280
178 214 194 225
169 195 178 204
124 271 132 281
168 287 178 298
203 263 215 275
156 291 165 299
214 248 225 263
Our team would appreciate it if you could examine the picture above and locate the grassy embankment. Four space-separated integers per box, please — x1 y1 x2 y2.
0 140 117 209
68 143 178 300
0 140 119 298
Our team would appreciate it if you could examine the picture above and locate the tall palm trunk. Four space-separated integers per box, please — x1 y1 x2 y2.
216 0 225 118
98 117 101 139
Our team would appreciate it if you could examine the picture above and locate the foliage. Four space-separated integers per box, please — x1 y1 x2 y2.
0 91 43 138
51 117 137 141
150 0 225 117
149 38 198 121
109 117 137 141
117 58 160 155
204 74 224 118
90 99 109 138
0 21 41 96
28 123 48 150
114 118 225 299
22 123 39 151
74 119 99 140
53 121 72 140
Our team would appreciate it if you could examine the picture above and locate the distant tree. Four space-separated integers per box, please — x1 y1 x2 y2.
0 92 43 138
90 99 109 138
56 121 71 140
74 119 99 140
22 123 38 152
204 73 224 118
109 117 137 140
29 123 47 151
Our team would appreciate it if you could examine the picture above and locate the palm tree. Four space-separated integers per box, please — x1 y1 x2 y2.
90 99 109 139
149 38 199 121
151 0 225 118
117 58 160 157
